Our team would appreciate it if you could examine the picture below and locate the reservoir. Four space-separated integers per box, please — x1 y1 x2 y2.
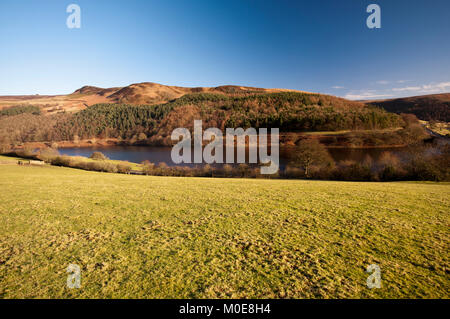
58 145 412 168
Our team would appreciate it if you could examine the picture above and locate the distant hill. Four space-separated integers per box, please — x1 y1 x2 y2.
73 85 121 96
105 82 308 105
3 84 449 123
368 93 450 122
0 82 307 114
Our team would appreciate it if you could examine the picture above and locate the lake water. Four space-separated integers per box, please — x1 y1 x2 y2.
58 145 411 169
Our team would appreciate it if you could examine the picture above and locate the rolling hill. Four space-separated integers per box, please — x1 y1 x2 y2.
0 82 307 114
1 82 426 149
0 89 404 147
368 93 450 122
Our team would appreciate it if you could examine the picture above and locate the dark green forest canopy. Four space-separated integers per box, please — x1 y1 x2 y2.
0 105 41 117
58 103 174 139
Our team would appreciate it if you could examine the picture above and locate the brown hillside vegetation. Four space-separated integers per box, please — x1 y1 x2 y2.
0 90 405 148
73 85 122 96
105 82 308 105
0 82 307 114
107 82 188 104
0 83 415 150
368 93 450 121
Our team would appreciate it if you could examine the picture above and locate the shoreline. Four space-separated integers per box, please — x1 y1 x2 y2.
14 138 412 150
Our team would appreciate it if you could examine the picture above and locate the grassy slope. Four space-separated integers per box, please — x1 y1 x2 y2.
0 155 28 163
420 120 450 137
0 165 448 299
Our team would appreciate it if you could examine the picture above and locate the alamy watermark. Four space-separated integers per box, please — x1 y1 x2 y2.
366 4 381 29
366 264 381 289
170 120 279 174
67 264 81 289
66 4 81 29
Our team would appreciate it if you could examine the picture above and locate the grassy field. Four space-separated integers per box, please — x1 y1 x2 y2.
301 127 403 136
0 164 448 298
421 120 450 137
0 155 29 164
0 154 142 171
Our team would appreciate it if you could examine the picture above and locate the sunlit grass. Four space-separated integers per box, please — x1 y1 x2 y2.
421 120 450 136
302 127 403 136
0 155 28 163
0 165 448 298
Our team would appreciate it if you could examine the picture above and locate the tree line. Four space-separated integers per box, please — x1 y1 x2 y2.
7 138 449 182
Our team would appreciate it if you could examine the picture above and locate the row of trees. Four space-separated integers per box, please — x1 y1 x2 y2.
5 137 448 181
287 139 449 181
50 155 133 174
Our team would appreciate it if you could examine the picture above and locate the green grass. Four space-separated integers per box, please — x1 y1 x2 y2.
421 120 450 136
302 127 403 136
0 165 448 299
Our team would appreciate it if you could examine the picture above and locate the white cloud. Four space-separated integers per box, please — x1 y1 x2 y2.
344 92 392 100
392 86 422 92
342 80 450 101
392 81 450 94
376 80 390 85
421 81 450 92
332 86 345 89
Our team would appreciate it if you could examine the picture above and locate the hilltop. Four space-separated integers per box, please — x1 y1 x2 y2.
106 82 304 105
73 85 121 96
0 82 307 114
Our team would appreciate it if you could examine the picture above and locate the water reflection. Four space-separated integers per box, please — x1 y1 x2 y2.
58 145 412 169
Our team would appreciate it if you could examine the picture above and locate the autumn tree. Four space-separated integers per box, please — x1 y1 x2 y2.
291 139 334 176
38 148 60 163
117 162 132 174
90 152 108 160
401 113 420 128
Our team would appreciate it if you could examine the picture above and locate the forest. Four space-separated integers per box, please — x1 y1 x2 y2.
0 92 404 146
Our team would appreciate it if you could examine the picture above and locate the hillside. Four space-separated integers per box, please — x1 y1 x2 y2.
107 82 302 105
368 93 450 122
0 82 307 114
73 85 121 96
0 164 448 298
0 91 404 146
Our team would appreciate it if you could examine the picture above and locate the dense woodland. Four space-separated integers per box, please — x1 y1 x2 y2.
0 92 404 145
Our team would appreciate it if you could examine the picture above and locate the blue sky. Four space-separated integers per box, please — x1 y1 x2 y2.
0 0 449 99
